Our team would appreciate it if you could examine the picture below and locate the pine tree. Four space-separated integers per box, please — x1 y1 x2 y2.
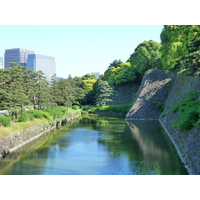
95 80 113 106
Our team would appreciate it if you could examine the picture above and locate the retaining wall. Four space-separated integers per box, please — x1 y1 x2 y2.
125 69 200 174
125 69 174 120
0 113 81 158
159 73 200 175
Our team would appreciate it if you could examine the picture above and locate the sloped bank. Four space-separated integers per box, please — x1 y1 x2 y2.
125 69 200 175
159 73 200 175
125 69 174 120
0 112 81 158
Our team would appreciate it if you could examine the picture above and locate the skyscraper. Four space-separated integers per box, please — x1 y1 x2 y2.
27 54 56 80
4 48 35 69
0 57 3 69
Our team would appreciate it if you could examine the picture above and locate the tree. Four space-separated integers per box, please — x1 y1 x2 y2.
130 40 162 74
31 70 53 110
103 62 139 85
108 59 123 68
55 78 85 107
160 25 200 71
0 64 36 119
95 80 113 106
81 73 97 80
181 39 200 76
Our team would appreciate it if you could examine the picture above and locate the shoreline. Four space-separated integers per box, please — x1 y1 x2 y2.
0 113 81 158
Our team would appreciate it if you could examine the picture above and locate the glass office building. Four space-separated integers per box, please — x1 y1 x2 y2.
27 54 56 80
4 48 35 69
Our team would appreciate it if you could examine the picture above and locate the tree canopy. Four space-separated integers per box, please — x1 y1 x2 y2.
160 25 200 71
129 40 162 74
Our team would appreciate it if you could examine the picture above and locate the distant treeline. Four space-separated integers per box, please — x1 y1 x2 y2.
0 25 199 120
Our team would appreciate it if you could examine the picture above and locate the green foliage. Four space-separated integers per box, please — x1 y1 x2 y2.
181 39 200 76
72 105 80 110
156 102 165 112
95 80 114 106
43 106 68 120
81 79 97 104
81 110 89 115
0 115 12 127
0 64 37 120
130 40 162 75
81 73 97 80
87 104 132 115
160 25 200 71
108 59 123 68
171 91 200 131
28 110 51 120
160 113 166 118
103 62 138 85
18 113 35 122
55 78 85 107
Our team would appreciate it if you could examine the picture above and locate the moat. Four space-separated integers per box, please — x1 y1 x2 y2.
0 116 188 175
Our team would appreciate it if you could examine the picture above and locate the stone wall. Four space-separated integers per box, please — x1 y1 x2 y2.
125 69 200 174
159 73 200 175
0 113 81 158
125 69 174 120
108 83 140 105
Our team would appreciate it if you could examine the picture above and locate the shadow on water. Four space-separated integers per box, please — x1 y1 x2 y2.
0 116 188 175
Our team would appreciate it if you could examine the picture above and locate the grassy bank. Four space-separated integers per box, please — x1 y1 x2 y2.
0 107 81 138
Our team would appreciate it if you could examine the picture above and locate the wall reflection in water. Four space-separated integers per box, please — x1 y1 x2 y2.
0 116 188 175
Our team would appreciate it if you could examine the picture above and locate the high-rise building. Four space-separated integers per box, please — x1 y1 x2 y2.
27 54 56 80
91 72 102 78
4 48 35 69
0 57 3 69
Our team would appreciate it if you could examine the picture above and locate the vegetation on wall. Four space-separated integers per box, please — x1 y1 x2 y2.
171 91 200 131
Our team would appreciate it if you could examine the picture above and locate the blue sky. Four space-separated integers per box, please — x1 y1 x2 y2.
0 25 164 78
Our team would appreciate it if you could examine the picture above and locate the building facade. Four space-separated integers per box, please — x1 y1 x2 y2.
0 57 3 69
4 48 35 69
91 72 101 78
27 54 56 80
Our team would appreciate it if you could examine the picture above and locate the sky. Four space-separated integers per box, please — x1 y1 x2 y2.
0 25 164 78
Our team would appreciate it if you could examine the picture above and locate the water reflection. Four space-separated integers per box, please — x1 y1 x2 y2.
0 116 188 175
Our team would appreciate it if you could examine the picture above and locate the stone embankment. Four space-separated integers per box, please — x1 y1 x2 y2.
0 113 81 158
159 73 200 175
108 83 140 105
125 69 174 120
125 69 200 175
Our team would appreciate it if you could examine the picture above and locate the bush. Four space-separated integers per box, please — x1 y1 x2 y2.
18 114 29 122
81 110 88 115
43 106 68 119
171 91 200 131
72 105 80 110
18 113 35 122
28 110 51 120
0 115 12 127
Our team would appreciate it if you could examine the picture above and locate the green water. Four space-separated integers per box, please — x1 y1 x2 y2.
0 116 188 175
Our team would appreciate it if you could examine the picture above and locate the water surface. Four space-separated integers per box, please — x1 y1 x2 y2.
0 116 188 175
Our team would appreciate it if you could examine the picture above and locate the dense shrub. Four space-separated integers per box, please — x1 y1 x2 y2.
171 91 200 131
28 110 51 120
0 115 12 127
18 113 35 122
72 105 80 110
81 110 89 115
43 106 68 119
